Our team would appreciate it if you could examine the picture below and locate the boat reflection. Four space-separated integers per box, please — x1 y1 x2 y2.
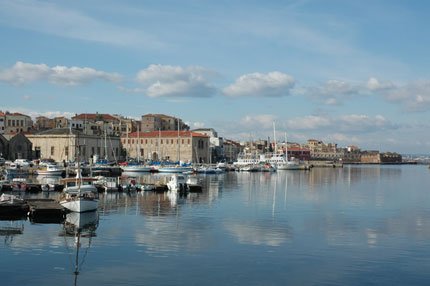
60 211 99 286
0 218 25 247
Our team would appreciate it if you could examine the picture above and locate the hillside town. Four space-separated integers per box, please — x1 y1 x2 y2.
0 111 402 164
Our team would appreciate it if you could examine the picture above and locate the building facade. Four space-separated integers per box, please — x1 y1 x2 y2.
0 112 5 135
141 114 189 132
121 131 209 163
26 129 122 163
4 112 33 134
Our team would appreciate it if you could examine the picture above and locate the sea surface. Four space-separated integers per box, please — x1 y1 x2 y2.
1 165 430 285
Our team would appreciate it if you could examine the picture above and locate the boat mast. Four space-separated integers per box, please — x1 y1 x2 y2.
177 120 180 163
273 122 277 155
285 132 288 161
126 121 129 162
104 125 108 161
137 124 140 162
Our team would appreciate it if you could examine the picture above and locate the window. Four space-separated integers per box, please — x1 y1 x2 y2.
188 139 190 144
12 120 15 127
65 146 69 156
141 139 143 145
182 139 184 144
97 147 101 155
161 139 163 144
51 146 54 156
8 120 10 126
21 120 24 126
172 139 174 144
145 139 148 144
166 139 169 145
140 149 143 156
92 147 95 155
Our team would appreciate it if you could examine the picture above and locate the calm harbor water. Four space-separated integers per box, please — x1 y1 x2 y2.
2 165 430 285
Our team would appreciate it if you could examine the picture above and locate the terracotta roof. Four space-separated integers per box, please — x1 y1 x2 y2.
121 131 209 138
8 112 30 117
11 131 34 135
348 145 359 149
0 112 5 117
72 113 117 120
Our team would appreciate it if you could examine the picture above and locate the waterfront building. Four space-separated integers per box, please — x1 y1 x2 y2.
121 131 209 163
0 134 7 158
2 133 33 160
140 114 189 132
192 128 224 162
0 112 5 134
222 139 243 162
361 151 402 164
3 112 33 134
26 128 122 163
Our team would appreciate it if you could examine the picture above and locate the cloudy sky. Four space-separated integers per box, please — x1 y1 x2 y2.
0 0 429 153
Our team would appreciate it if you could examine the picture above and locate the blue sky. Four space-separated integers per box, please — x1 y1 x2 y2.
0 0 429 153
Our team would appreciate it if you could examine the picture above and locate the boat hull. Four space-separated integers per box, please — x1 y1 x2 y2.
35 170 64 176
121 166 152 172
60 197 99 213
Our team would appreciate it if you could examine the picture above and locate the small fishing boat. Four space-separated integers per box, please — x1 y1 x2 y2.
35 164 64 176
167 174 188 192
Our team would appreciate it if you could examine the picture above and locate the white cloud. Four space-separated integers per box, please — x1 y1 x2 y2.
192 122 205 128
222 72 295 97
0 61 123 86
380 79 430 112
365 77 394 91
285 114 399 133
306 79 359 104
135 64 216 98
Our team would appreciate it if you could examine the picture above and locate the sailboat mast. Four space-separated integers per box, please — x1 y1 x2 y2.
285 132 288 160
177 120 180 163
137 124 140 162
126 122 129 162
104 125 108 161
273 122 277 155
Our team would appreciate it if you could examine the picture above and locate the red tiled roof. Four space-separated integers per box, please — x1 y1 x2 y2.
0 112 5 117
121 131 209 138
72 113 117 120
9 112 30 117
11 131 34 135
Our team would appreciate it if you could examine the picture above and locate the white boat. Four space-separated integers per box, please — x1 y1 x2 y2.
158 165 194 173
60 176 99 213
35 164 64 176
120 164 152 172
0 193 24 204
5 163 29 176
167 174 188 192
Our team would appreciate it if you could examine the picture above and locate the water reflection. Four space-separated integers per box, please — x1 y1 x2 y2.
60 211 99 286
1 166 430 285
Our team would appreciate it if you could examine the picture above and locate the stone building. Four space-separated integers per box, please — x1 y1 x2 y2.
121 131 209 163
3 112 33 134
140 114 189 132
0 112 5 134
0 134 7 158
2 133 33 160
223 139 243 162
361 151 381 163
26 128 122 163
